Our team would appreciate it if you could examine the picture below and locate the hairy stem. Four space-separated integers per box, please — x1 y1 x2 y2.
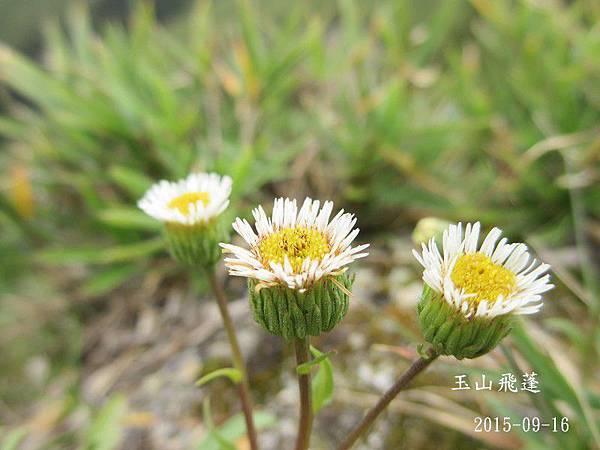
337 350 438 450
294 337 313 450
206 268 259 450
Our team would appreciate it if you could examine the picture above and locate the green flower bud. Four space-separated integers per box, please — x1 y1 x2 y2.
247 273 354 340
417 285 513 359
412 217 452 246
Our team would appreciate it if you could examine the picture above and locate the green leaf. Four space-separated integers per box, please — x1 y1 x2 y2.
197 408 277 450
196 368 242 387
296 349 337 375
510 322 580 408
97 207 161 231
199 398 237 450
1 427 27 450
228 145 255 199
511 322 600 445
38 238 164 265
82 264 140 297
84 394 128 450
309 346 334 414
108 165 154 198
0 116 29 139
200 431 237 450
543 318 585 348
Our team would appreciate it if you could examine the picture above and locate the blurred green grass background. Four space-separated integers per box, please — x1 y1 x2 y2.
0 0 599 449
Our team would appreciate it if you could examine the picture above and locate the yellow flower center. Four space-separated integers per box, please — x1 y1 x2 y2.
451 252 516 304
168 192 210 216
258 226 331 272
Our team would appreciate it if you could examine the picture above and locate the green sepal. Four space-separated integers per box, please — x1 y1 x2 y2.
164 218 229 268
417 285 513 360
248 273 354 340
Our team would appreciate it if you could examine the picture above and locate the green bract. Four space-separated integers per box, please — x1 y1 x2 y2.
417 285 513 359
248 273 354 340
164 220 229 268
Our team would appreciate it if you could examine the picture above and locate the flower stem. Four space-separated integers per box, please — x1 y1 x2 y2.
337 349 438 450
294 337 313 450
206 268 259 450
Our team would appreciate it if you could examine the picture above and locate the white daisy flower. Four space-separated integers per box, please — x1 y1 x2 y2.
138 172 232 226
413 222 554 319
220 197 369 291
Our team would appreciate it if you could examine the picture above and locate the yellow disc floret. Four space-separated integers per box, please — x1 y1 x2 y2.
451 252 516 304
258 226 330 272
168 192 210 216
